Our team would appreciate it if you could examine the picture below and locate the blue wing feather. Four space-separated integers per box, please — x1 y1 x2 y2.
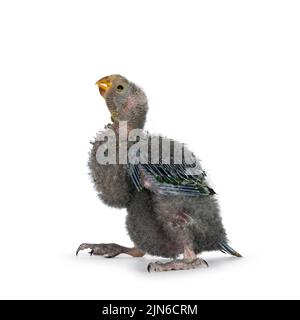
127 162 215 197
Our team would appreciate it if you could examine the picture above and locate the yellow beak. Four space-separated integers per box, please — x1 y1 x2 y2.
95 77 112 96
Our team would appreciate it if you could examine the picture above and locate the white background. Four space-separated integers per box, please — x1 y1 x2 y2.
0 0 299 300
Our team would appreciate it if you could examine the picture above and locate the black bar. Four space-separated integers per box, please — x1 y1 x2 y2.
0 300 295 319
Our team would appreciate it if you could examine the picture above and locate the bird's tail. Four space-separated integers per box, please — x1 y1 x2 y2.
218 241 242 257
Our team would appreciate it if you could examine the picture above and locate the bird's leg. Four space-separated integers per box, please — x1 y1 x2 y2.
76 243 145 258
147 209 208 272
147 246 208 272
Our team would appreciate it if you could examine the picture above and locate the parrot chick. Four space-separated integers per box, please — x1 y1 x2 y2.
76 74 242 272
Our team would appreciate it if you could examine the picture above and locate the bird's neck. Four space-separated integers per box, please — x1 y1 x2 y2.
111 108 147 136
128 113 147 131
111 120 145 138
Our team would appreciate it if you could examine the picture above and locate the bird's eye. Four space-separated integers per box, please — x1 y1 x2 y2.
117 85 124 91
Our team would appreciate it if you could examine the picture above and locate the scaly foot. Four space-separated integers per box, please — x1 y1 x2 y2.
76 243 144 258
147 257 208 272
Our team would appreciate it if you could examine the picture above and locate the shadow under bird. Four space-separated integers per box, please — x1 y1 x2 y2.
76 74 242 272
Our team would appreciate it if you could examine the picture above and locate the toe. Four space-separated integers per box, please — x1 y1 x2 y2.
76 243 93 256
76 243 85 256
147 263 156 273
147 262 164 272
202 259 209 267
190 257 209 268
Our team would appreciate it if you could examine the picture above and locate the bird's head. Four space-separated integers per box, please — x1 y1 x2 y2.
96 74 148 129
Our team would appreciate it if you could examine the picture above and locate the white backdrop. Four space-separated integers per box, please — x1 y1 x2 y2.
0 0 299 299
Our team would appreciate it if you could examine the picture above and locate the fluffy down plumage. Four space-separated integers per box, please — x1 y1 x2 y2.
89 131 227 258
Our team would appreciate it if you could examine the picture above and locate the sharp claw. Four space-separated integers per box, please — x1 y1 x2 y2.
76 245 82 256
202 259 209 267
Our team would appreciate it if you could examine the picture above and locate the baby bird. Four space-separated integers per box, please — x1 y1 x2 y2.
76 74 241 272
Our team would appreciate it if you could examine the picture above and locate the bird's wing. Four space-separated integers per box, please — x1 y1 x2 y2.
128 162 215 197
127 135 216 197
